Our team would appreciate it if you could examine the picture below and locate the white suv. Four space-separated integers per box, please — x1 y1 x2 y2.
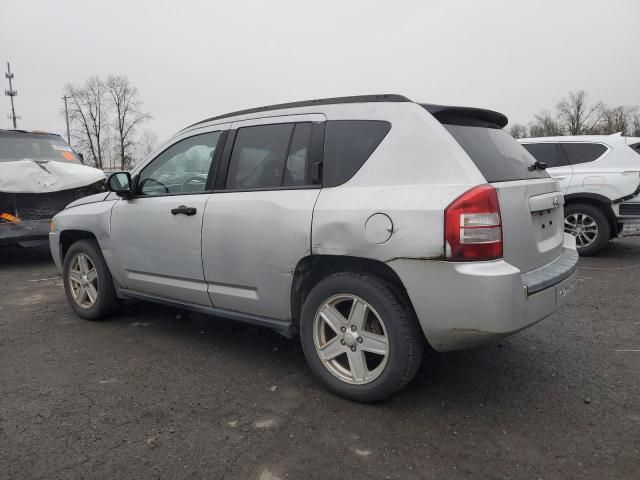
520 135 640 255
50 95 578 401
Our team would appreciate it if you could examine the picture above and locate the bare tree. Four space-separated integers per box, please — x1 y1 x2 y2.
557 90 604 135
63 77 110 169
508 123 528 139
632 111 640 137
139 129 158 157
597 105 639 135
106 75 151 170
528 111 564 137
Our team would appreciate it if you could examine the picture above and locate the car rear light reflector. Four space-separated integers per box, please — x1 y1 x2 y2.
444 185 503 261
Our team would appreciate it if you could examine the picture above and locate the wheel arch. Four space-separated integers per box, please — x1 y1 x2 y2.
564 193 618 237
59 229 99 262
290 254 416 327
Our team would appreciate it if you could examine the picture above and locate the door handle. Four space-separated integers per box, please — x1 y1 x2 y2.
171 205 197 216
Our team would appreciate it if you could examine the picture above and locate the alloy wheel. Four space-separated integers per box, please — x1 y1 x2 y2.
565 212 599 248
68 252 99 309
313 294 389 385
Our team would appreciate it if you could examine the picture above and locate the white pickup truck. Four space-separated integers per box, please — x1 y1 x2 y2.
520 135 640 255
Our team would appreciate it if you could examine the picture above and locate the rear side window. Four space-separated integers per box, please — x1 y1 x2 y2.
323 120 391 187
226 124 294 189
225 123 317 190
445 125 548 182
284 123 312 187
630 142 640 155
522 143 569 167
560 143 608 165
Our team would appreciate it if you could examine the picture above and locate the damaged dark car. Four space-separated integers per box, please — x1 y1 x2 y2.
0 130 105 247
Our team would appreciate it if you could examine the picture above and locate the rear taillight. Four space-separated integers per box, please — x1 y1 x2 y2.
444 185 502 261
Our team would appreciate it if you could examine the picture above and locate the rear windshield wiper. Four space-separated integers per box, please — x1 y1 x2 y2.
528 160 548 171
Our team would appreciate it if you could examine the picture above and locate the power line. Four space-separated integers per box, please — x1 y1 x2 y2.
4 62 20 128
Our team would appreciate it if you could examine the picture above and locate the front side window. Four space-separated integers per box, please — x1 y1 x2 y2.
138 132 221 196
521 143 569 168
560 143 608 165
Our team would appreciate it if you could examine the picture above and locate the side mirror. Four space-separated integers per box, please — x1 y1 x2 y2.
107 172 133 197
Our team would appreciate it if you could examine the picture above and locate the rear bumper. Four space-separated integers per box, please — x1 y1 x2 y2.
616 203 640 237
0 219 50 247
390 234 578 352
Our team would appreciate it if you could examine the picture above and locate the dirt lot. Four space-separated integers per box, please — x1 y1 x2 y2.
1 240 639 480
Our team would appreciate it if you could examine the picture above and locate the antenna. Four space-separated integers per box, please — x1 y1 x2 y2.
4 62 20 128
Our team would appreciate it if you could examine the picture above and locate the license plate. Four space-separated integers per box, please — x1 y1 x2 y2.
555 272 577 306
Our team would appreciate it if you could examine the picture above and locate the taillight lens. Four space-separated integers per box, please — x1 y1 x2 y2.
444 185 502 261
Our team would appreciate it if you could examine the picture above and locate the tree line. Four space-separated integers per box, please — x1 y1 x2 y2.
509 90 640 139
63 75 157 170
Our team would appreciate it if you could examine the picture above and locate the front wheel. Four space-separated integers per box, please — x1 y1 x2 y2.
300 272 423 402
564 203 611 256
62 239 118 320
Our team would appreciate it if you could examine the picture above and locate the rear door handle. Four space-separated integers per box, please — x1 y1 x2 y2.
171 205 197 216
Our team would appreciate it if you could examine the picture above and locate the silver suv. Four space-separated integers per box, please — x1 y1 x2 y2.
50 95 578 401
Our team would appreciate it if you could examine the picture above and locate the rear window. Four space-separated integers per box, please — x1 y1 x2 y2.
522 143 569 167
630 142 640 155
560 142 607 165
323 120 390 187
0 132 81 163
444 125 548 182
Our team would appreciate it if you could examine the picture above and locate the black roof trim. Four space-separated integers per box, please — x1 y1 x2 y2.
185 94 411 129
421 104 508 129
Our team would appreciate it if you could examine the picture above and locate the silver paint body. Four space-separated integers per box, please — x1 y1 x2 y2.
50 101 577 351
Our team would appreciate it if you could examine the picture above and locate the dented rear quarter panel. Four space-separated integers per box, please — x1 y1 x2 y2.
311 103 485 264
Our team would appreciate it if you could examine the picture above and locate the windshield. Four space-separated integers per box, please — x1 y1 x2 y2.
444 125 548 182
0 132 82 164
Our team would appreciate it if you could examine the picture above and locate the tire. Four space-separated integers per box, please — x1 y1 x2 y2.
62 239 118 320
564 203 611 256
300 272 423 402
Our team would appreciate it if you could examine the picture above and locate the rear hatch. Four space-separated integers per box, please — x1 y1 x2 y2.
424 105 565 273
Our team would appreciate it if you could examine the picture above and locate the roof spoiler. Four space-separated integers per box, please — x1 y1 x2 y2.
421 104 508 129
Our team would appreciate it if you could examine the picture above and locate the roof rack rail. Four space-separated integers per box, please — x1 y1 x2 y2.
185 94 411 129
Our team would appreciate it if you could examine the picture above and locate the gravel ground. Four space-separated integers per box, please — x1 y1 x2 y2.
1 239 639 480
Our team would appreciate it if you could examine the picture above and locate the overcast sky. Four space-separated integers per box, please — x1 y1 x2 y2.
1 0 638 143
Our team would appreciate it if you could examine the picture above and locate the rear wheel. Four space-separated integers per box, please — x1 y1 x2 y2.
564 203 610 256
300 272 423 402
62 239 118 320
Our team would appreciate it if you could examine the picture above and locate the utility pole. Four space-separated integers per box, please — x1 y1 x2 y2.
4 62 20 129
62 95 71 144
